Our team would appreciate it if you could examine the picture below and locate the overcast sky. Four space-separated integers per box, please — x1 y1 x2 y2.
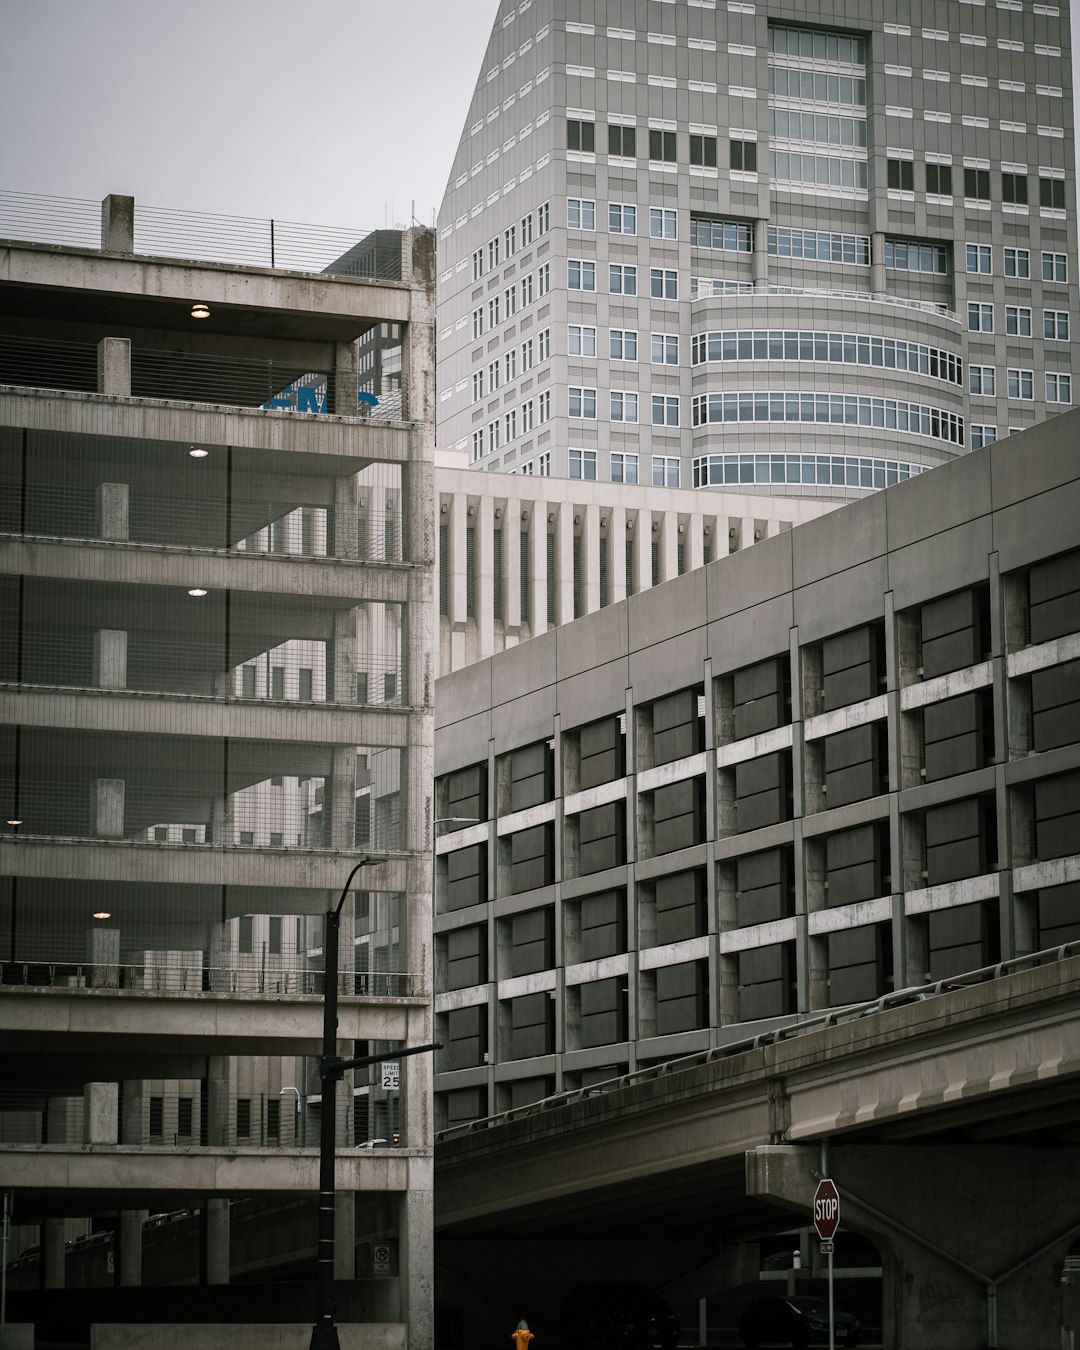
1 0 499 230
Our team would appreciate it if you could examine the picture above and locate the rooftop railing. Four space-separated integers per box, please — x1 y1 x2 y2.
435 939 1080 1142
691 278 959 320
0 190 404 279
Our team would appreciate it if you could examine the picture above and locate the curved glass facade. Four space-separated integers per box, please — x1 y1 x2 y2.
691 391 965 446
690 330 963 386
693 452 930 489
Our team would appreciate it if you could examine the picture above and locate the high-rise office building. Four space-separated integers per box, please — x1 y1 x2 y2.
435 0 1076 497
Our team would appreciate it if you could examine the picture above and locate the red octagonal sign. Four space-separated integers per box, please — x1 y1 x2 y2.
813 1177 840 1242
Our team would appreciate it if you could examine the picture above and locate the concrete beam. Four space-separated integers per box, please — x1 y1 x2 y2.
0 242 414 330
0 536 416 606
0 836 412 892
1 687 413 750
0 388 412 463
0 986 424 1054
746 1143 1080 1350
89 1324 406 1350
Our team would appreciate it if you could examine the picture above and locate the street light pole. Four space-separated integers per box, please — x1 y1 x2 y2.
309 857 440 1350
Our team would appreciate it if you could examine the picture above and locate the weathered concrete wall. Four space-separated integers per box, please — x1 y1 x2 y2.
91 1324 406 1350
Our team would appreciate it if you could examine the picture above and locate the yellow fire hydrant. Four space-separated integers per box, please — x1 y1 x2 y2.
512 1319 534 1350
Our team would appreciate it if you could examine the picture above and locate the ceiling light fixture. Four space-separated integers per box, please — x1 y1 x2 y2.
188 587 208 597
92 911 112 920
189 446 208 459
191 302 210 320
6 818 22 827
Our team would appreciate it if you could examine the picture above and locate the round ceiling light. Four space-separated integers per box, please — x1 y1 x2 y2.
92 911 112 920
189 446 208 458
191 302 210 320
6 818 22 827
187 587 208 597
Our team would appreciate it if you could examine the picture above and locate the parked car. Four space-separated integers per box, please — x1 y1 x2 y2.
561 1283 680 1350
740 1295 860 1348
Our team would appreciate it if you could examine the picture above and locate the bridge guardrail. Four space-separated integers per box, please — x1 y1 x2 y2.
435 940 1080 1143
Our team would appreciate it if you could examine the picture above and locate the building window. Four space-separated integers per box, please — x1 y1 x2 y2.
690 134 719 168
538 328 551 361
968 303 994 333
568 324 597 356
242 665 256 698
611 452 638 484
488 295 500 328
271 666 285 699
970 424 997 449
538 390 551 422
608 124 636 157
650 207 677 239
1039 175 1066 209
610 391 639 423
521 337 534 371
471 307 484 339
1005 247 1031 278
765 226 863 262
568 259 596 291
887 158 914 190
236 1098 251 1140
488 419 501 450
610 264 637 295
610 329 638 360
567 118 595 152
1007 368 1034 400
1046 373 1072 404
537 202 550 234
521 212 534 246
504 224 517 257
966 243 992 274
1044 310 1070 341
569 449 597 479
504 349 517 382
649 129 677 163
1042 251 1068 282
1005 305 1031 337
728 139 755 171
886 240 948 273
969 365 996 396
964 167 990 199
650 268 678 300
521 399 534 433
488 359 501 392
488 237 500 270
568 198 596 230
471 248 484 280
651 334 679 365
538 262 550 295
569 387 597 419
652 455 680 487
504 285 518 318
471 370 484 403
652 395 680 427
609 202 637 234
537 450 551 474
504 409 517 441
1001 171 1028 205
925 162 952 194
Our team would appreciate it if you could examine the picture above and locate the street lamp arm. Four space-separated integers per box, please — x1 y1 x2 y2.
322 1041 443 1081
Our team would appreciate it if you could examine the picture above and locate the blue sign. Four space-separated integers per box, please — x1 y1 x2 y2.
262 387 380 414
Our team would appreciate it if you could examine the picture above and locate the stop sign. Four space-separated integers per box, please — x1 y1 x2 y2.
813 1177 840 1241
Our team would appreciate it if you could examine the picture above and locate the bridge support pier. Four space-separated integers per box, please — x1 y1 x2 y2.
746 1144 1080 1350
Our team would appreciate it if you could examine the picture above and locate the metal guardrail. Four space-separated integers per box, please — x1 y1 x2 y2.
691 279 959 320
0 335 405 422
0 960 421 999
435 940 1080 1143
0 191 403 279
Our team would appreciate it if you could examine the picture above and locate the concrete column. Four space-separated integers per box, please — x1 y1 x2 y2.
97 337 131 397
871 231 887 297
87 925 120 989
333 608 358 706
447 496 468 629
398 1166 435 1350
333 474 360 561
328 747 356 850
527 510 547 635
42 1219 66 1289
400 227 436 428
96 483 129 541
503 500 521 632
93 629 128 689
122 1080 143 1143
90 778 125 837
753 218 769 289
332 340 360 416
118 1210 146 1286
83 1082 119 1143
101 194 135 252
205 1056 230 1146
686 514 705 572
475 496 494 659
334 1192 356 1280
204 1200 230 1285
657 514 678 583
580 504 600 614
555 502 574 626
632 514 651 596
747 1143 1080 1350
609 507 627 604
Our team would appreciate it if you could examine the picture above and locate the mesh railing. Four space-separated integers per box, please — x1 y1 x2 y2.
0 335 406 421
691 279 958 320
0 1087 403 1149
0 959 417 998
435 939 1080 1141
0 191 402 280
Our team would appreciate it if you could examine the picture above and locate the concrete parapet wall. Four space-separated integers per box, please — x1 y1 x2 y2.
91 1325 406 1350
